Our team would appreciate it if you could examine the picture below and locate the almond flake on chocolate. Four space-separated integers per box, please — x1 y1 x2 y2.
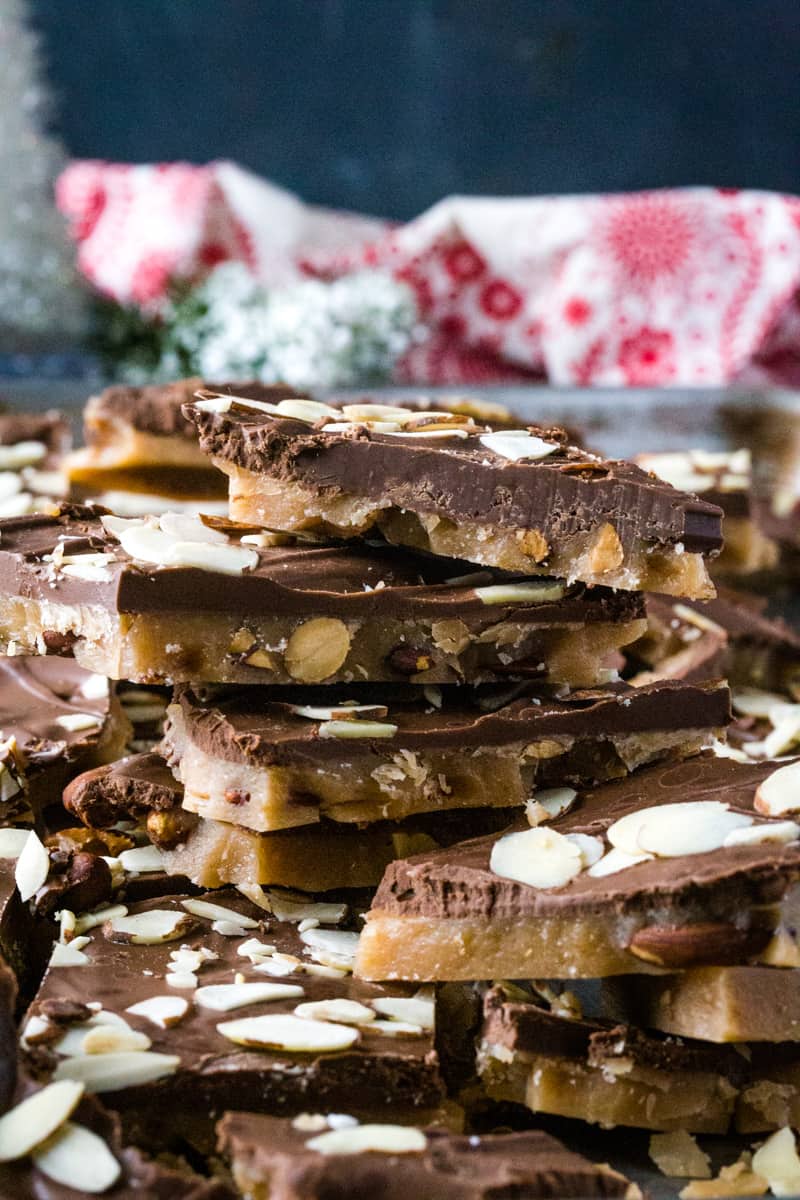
292 1113 329 1132
372 994 435 1030
294 999 374 1026
32 1120 122 1193
565 832 605 868
0 1080 84 1162
276 398 339 422
732 688 791 720
299 928 359 969
53 1051 180 1092
525 786 578 827
0 827 32 859
490 827 583 890
53 1012 133 1058
56 713 100 733
755 760 800 817
49 938 91 967
587 846 653 877
479 432 560 462
723 821 800 847
125 995 190 1029
369 1019 426 1037
264 893 347 925
80 674 111 700
217 1013 359 1053
290 703 389 722
340 404 413 423
0 440 46 469
195 982 303 1012
237 938 278 962
318 719 398 739
80 1025 151 1055
181 898 259 928
103 909 196 945
307 1124 427 1156
635 802 753 857
474 581 565 605
158 512 228 544
74 904 128 935
383 429 470 439
15 829 50 901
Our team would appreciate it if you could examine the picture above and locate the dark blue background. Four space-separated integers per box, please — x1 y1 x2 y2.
32 0 800 220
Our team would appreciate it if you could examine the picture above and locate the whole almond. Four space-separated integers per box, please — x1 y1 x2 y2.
285 618 351 683
628 922 771 968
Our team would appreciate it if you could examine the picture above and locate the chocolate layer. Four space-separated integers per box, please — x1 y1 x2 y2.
185 401 724 555
481 986 749 1084
172 679 730 769
0 504 643 623
368 753 800 924
22 889 444 1151
86 379 302 441
219 1113 635 1199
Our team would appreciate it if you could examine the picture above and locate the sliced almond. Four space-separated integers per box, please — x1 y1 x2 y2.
169 945 218 972
53 1051 180 1092
32 1120 121 1194
15 830 50 901
635 802 752 857
160 540 258 575
755 761 800 817
118 845 164 874
276 398 339 422
0 440 46 469
74 904 128 936
294 999 375 1025
723 821 800 847
0 1080 84 1162
565 832 605 868
181 898 259 928
474 581 565 605
587 847 653 878
49 939 91 967
0 828 33 859
732 689 791 720
265 893 347 925
125 995 189 1029
527 786 578 824
212 920 251 936
341 404 415 423
158 512 228 544
307 1124 426 1156
479 432 559 462
751 1126 800 1196
369 1019 426 1037
290 703 389 722
54 1012 132 1058
292 1113 329 1132
319 720 398 739
237 937 277 961
489 827 583 889
217 1013 359 1052
371 995 434 1030
103 909 196 945
166 972 198 990
81 1025 151 1055
56 713 100 733
195 982 303 1012
285 618 351 683
299 928 359 967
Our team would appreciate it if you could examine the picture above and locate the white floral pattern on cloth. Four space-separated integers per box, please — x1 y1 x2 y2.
57 161 800 386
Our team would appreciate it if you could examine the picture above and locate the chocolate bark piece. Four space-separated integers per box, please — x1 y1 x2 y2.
166 679 729 832
478 986 744 1135
0 960 16 1112
0 411 71 464
635 448 780 577
218 1112 638 1200
627 588 800 697
20 889 446 1154
0 657 131 815
607 966 800 1044
185 395 723 597
356 752 800 982
0 505 647 687
0 1090 232 1198
66 379 300 502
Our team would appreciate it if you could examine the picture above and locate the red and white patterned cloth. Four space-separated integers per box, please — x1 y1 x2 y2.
57 160 800 386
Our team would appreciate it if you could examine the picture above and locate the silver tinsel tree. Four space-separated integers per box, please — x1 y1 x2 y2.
0 0 85 349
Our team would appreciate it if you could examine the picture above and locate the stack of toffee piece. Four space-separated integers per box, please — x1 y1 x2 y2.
4 382 800 1196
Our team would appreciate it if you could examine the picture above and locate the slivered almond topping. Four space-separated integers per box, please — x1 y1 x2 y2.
195 982 303 1012
32 1120 121 1193
0 1081 85 1162
217 1014 359 1052
489 827 583 889
294 999 375 1025
307 1124 426 1155
181 898 259 928
125 995 189 1029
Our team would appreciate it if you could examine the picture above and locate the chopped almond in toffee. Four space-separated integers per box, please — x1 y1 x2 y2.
19 889 445 1154
164 680 729 832
218 1110 638 1199
184 395 723 596
356 753 800 982
0 505 646 686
